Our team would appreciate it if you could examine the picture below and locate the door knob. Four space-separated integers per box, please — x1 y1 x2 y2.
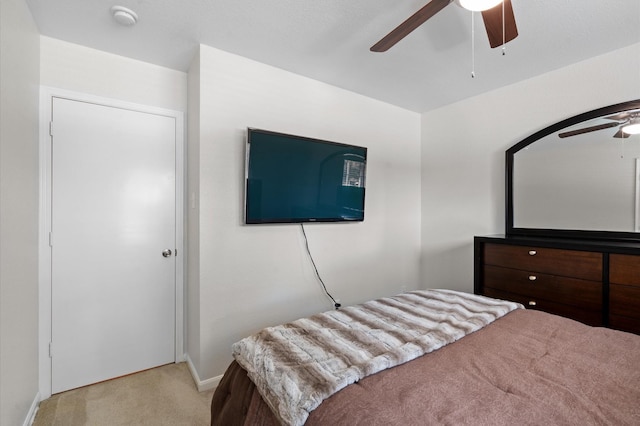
162 249 172 258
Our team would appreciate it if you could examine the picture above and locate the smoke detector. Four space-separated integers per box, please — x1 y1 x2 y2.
111 6 138 26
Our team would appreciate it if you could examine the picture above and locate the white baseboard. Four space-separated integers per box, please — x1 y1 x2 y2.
184 354 223 392
23 392 41 426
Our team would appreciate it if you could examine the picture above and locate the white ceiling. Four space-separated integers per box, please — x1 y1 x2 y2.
25 0 640 113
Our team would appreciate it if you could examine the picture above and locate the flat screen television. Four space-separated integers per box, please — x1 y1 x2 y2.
245 128 367 224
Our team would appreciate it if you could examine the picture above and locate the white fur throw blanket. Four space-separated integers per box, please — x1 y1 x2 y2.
232 289 522 426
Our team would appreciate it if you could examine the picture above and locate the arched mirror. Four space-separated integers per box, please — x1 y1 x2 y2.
507 99 640 241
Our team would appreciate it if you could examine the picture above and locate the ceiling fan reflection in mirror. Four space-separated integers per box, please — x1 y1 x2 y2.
558 111 640 139
370 0 518 52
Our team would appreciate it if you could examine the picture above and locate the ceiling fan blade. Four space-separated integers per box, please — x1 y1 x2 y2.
613 128 630 139
370 0 453 52
558 122 620 138
481 0 518 49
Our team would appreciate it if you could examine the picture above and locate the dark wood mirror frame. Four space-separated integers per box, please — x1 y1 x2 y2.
506 99 640 242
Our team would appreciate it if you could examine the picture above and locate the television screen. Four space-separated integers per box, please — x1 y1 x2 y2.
245 128 367 224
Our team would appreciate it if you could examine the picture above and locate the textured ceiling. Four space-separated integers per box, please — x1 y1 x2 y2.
25 0 640 112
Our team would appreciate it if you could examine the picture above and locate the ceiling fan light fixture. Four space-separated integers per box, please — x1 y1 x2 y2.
457 0 503 12
622 118 640 135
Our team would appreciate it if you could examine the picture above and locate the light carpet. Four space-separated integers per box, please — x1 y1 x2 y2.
33 363 214 426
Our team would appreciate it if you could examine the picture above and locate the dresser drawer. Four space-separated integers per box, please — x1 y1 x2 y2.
483 264 602 311
609 314 640 335
610 254 640 287
608 254 640 335
483 243 602 281
483 288 602 326
610 283 640 320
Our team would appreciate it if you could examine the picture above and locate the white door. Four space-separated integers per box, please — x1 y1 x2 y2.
51 97 177 393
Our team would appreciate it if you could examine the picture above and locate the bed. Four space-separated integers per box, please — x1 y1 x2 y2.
211 289 640 425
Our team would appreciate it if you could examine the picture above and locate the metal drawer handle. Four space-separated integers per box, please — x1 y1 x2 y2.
528 250 537 256
528 301 537 306
528 275 537 281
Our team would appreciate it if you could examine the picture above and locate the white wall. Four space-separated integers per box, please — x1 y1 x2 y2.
420 43 640 292
0 0 40 424
187 50 201 372
189 45 422 379
40 36 187 112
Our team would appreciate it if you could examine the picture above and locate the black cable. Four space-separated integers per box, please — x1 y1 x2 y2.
300 224 341 309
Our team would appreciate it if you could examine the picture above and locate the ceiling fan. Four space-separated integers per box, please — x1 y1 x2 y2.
558 112 640 139
370 0 518 52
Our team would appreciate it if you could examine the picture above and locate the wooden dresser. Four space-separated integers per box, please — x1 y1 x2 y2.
475 235 640 334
